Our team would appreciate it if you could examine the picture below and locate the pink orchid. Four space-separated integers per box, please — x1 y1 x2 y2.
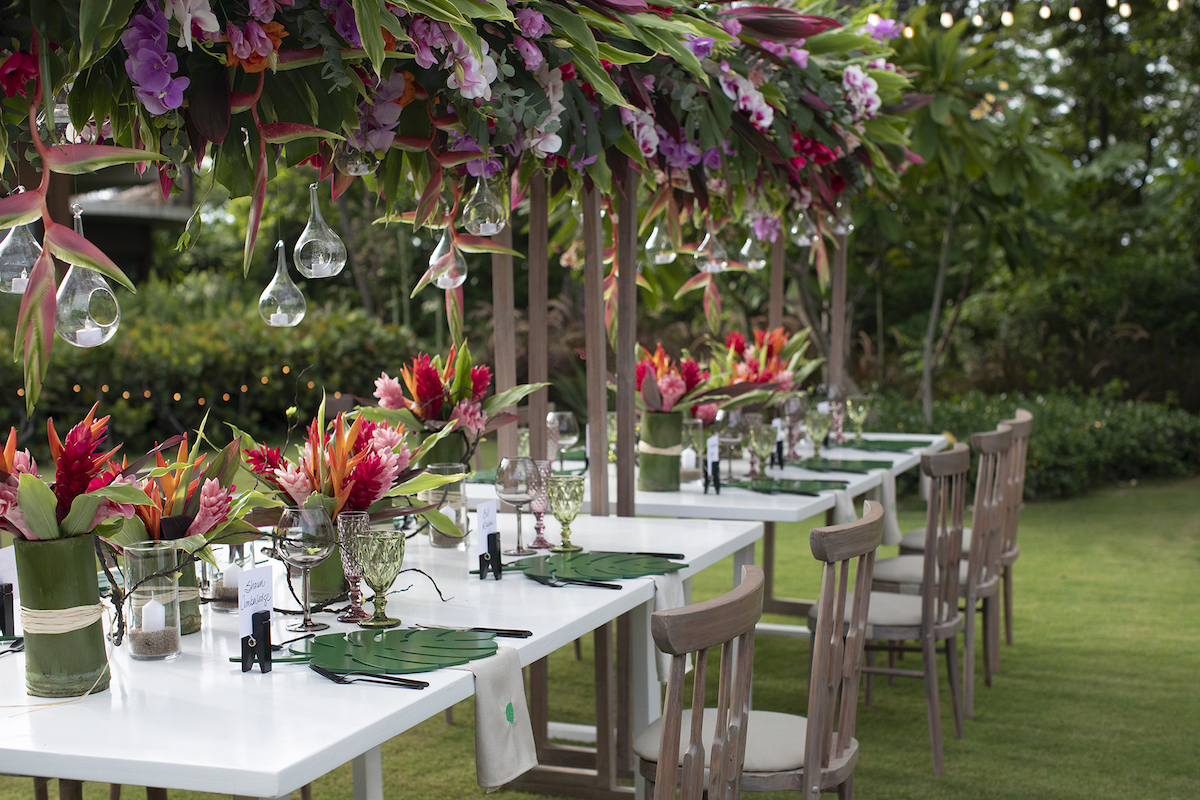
90 475 140 530
515 7 551 38
513 35 543 70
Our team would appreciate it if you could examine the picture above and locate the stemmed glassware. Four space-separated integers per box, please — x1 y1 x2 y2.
274 507 337 632
548 475 585 553
846 395 871 442
748 424 778 483
350 528 407 629
527 460 554 549
805 411 833 461
495 456 536 556
742 412 765 476
717 408 744 478
783 394 809 461
547 412 580 470
336 511 372 623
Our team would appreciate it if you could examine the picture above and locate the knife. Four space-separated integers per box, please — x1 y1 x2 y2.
414 624 533 638
588 551 686 561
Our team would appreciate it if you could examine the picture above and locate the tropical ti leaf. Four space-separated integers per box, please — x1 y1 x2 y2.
293 628 498 674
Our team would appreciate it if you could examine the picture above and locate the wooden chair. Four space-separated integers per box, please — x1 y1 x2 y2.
857 444 969 775
997 410 1032 646
871 427 1012 718
635 503 883 800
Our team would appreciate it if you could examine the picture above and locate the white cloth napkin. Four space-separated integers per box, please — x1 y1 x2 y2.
831 490 858 526
449 646 538 789
870 470 902 546
651 572 687 683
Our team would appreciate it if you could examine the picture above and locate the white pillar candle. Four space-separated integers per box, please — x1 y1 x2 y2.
681 447 696 470
10 277 28 293
269 311 288 326
77 321 103 346
222 562 241 589
312 262 333 278
142 598 166 632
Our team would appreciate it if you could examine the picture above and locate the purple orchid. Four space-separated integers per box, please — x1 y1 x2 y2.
687 36 715 59
515 7 551 39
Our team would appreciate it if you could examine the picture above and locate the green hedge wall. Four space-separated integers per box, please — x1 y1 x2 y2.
871 391 1200 499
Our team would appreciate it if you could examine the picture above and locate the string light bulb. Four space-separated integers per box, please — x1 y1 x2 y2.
1118 1 1131 14
867 12 881 24
1039 3 1051 17
1069 4 1082 18
1167 0 1179 9
903 25 915 37
972 12 985 24
1106 0 1117 8
1001 5 1015 25
940 6 954 27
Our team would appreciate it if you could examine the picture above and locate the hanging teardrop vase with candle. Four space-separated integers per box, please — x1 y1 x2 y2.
460 177 507 237
645 225 676 265
0 221 42 294
694 224 728 274
260 241 306 327
332 142 379 176
430 227 467 290
739 236 767 271
55 204 120 348
790 216 816 248
294 183 347 279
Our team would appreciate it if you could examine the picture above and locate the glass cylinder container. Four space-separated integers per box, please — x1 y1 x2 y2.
124 542 182 661
419 463 469 548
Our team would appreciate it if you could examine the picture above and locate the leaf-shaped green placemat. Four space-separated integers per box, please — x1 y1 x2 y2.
290 629 498 674
788 457 895 472
727 478 849 494
501 553 686 579
838 439 932 452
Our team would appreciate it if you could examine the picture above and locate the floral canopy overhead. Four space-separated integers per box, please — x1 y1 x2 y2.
0 0 927 411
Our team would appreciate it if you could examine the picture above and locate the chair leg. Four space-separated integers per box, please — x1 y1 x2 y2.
574 637 583 661
864 645 875 707
982 596 1000 681
1002 564 1014 646
887 641 897 686
963 601 976 718
443 707 453 725
922 635 945 776
943 633 964 739
981 601 993 689
837 774 854 800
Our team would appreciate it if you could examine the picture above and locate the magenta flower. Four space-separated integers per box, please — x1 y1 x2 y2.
657 373 687 412
862 18 903 42
692 403 719 427
721 17 742 36
789 47 809 68
686 36 715 59
374 372 408 410
0 52 38 98
515 7 551 39
449 400 487 439
513 35 543 70
128 48 177 92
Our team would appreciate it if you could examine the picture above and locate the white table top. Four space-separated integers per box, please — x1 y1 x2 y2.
0 515 761 797
469 432 946 523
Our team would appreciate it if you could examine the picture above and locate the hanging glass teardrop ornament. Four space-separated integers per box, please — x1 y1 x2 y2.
55 204 120 348
645 225 677 265
259 241 307 327
790 216 816 248
829 203 854 236
694 224 728 274
460 177 507 236
294 183 347 279
0 220 42 295
430 227 467 290
332 142 379 176
739 236 767 271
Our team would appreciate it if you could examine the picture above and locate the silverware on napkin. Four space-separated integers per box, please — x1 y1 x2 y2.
526 573 623 590
310 664 428 689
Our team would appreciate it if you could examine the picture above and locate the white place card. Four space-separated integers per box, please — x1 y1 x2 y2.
475 499 498 557
706 434 720 469
238 566 273 637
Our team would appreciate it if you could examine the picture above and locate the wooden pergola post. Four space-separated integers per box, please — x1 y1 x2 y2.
768 231 785 331
829 231 848 392
581 186 609 516
492 228 518 461
527 173 550 463
614 161 638 518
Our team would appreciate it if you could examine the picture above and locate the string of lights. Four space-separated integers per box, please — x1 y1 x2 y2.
892 0 1185 34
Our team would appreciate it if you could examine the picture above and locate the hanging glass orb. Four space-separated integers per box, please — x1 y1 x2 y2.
645 225 677 265
55 204 119 348
739 237 767 271
260 241 306 327
694 225 728 274
0 222 41 294
333 142 379 176
790 217 816 248
430 228 467 290
460 177 507 237
294 183 347 279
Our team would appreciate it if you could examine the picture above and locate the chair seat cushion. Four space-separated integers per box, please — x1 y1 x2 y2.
805 592 923 634
634 709 807 772
898 526 973 552
872 555 968 586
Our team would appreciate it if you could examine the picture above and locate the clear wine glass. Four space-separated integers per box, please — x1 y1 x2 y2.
717 408 744 478
350 528 406 629
336 511 371 623
548 475 585 553
547 412 580 471
783 394 809 460
743 412 765 476
847 395 871 442
528 459 553 549
495 456 536 556
274 507 337 632
805 411 833 461
748 424 778 483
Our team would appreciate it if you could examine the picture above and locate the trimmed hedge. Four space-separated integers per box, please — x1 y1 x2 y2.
870 391 1200 499
1 280 416 455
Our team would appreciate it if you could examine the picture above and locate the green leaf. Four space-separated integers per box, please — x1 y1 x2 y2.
352 0 387 77
411 422 458 460
294 628 498 674
100 515 149 549
389 472 466 497
482 383 550 417
420 508 464 538
88 484 154 506
17 473 61 541
76 0 114 66
61 494 103 536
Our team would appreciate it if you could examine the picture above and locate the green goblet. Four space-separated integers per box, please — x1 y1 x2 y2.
805 411 832 461
846 395 871 441
748 424 778 482
548 475 585 553
351 529 406 629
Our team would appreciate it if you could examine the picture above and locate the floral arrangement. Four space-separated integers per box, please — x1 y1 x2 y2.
0 404 152 541
709 327 824 396
367 343 544 462
634 344 711 414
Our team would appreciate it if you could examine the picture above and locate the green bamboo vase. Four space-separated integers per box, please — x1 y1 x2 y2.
179 560 201 634
13 535 110 697
638 411 683 492
308 548 346 602
417 429 467 469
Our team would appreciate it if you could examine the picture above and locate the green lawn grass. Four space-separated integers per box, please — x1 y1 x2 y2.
3 477 1197 800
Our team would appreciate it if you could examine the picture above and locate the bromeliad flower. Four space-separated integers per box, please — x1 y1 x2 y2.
47 403 122 522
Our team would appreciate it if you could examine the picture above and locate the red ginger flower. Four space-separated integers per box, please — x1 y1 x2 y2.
470 365 492 400
635 361 651 391
402 353 446 420
726 331 747 357
47 403 121 523
680 358 706 393
246 444 285 481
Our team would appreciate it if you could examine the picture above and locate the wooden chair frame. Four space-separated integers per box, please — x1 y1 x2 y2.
997 409 1032 647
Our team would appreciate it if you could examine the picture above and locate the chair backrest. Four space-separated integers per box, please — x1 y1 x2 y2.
651 565 765 800
966 426 1013 595
805 501 884 800
997 409 1032 555
919 443 971 633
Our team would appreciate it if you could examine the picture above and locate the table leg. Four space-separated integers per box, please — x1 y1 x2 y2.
616 615 633 780
629 600 657 800
59 780 82 800
352 745 383 800
760 520 817 623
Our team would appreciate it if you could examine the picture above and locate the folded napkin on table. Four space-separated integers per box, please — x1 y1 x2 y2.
651 572 689 683
448 646 538 789
831 490 858 526
868 469 902 545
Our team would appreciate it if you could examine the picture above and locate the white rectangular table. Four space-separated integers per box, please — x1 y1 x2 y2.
0 515 761 800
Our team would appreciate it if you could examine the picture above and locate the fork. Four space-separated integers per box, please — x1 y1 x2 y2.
526 573 622 590
0 637 24 656
310 664 428 689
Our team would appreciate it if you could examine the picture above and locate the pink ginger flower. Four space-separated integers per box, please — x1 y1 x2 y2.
691 403 719 427
657 373 687 412
12 450 36 475
0 482 35 540
275 462 313 507
185 478 234 538
449 400 487 438
90 474 140 530
374 372 408 410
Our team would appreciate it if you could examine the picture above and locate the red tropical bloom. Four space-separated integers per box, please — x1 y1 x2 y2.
470 365 492 400
47 403 121 522
680 358 707 393
726 331 747 357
